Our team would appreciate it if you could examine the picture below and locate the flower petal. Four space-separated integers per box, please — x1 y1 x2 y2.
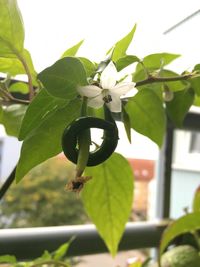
88 95 104 109
122 75 134 83
77 85 101 98
100 61 117 89
110 82 136 96
106 94 122 113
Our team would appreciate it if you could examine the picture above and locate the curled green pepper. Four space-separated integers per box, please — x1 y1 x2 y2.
62 105 119 166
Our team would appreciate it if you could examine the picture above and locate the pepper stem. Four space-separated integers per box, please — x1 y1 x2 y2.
76 97 91 177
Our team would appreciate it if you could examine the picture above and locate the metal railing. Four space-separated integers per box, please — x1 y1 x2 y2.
0 221 168 260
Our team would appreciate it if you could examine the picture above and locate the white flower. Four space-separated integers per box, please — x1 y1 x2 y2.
77 61 136 112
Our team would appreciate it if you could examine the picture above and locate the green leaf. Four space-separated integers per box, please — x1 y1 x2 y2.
159 212 200 259
143 83 163 100
160 70 188 92
194 64 200 69
125 89 166 147
193 186 200 212
39 250 52 261
112 24 137 62
0 105 3 121
53 239 74 260
82 153 134 256
61 40 84 57
0 49 36 80
0 57 26 75
38 57 87 99
15 98 81 183
1 104 27 137
0 255 16 263
0 1 37 86
166 88 194 128
33 250 52 265
116 55 140 71
53 244 68 260
133 68 148 83
22 49 37 84
190 64 200 96
0 0 24 57
134 53 181 82
121 105 131 143
191 77 200 96
128 261 142 267
139 53 180 70
19 89 68 140
193 95 200 106
8 82 29 94
78 57 96 77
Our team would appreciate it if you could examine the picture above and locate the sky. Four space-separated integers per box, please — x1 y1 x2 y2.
18 0 200 72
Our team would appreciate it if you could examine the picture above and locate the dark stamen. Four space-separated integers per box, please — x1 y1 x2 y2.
103 95 112 103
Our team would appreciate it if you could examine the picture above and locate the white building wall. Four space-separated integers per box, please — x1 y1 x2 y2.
170 168 200 218
0 136 21 183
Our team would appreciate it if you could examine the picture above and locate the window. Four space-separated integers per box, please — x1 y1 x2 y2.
173 129 200 171
189 132 200 153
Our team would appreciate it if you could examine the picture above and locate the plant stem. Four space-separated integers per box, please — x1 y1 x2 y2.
0 72 197 106
0 97 30 105
17 52 34 100
0 87 30 105
135 73 194 87
2 39 35 101
80 96 88 116
76 97 91 177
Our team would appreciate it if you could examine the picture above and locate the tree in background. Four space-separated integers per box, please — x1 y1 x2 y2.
0 157 89 228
